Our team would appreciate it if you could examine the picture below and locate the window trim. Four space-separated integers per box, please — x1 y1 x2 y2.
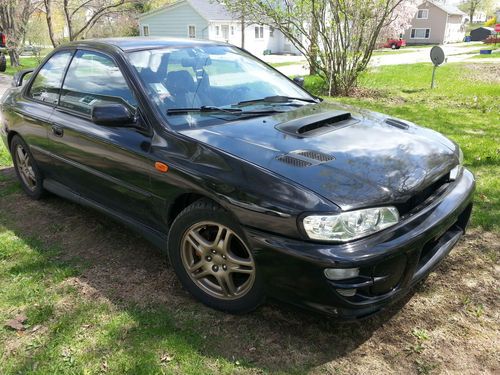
23 48 76 108
255 25 264 39
416 9 429 19
142 24 150 36
187 24 196 39
410 28 431 39
215 25 220 36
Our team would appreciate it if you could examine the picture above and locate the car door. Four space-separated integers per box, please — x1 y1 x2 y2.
12 50 73 173
46 49 161 229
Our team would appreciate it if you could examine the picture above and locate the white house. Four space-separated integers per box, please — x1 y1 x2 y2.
403 1 467 44
137 0 300 56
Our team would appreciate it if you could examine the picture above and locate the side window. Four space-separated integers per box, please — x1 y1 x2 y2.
59 50 137 116
28 51 73 104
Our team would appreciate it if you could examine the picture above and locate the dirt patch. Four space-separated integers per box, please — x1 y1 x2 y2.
0 167 499 374
462 64 500 84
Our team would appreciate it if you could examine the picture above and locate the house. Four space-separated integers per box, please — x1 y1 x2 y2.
403 1 467 44
137 0 300 56
470 27 495 41
470 11 487 23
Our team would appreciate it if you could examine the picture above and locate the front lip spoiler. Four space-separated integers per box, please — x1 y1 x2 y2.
243 168 475 318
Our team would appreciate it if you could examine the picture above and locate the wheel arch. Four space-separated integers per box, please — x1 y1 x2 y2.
167 192 218 227
7 130 20 151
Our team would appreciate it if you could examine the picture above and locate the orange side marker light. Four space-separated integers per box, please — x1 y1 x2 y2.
155 162 169 173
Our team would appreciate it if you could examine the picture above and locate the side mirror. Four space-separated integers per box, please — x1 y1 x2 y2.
293 76 305 87
91 103 135 126
12 68 35 87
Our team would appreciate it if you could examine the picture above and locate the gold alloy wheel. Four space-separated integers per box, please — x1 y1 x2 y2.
180 221 256 300
14 144 37 191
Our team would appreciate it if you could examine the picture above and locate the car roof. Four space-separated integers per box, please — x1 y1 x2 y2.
65 37 225 52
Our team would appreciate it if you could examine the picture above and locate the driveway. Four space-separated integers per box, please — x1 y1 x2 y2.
0 74 10 93
264 42 495 76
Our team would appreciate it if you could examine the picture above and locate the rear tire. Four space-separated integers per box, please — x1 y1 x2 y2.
10 135 45 199
167 199 265 314
391 44 397 50
0 54 6 72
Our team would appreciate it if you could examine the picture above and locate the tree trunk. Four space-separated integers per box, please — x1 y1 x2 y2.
241 14 245 48
8 49 20 67
308 0 318 75
44 0 58 47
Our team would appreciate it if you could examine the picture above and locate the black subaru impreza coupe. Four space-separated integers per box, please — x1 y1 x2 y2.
0 38 474 318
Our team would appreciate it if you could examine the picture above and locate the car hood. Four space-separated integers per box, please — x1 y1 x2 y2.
180 102 459 210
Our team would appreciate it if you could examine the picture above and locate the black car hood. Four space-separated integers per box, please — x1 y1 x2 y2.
180 102 459 210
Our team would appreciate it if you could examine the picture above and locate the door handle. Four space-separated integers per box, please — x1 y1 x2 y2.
51 124 64 137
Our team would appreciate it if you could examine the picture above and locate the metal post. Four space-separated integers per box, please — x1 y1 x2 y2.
431 65 437 89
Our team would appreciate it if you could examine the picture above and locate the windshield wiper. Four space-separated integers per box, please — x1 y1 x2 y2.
167 106 284 117
167 106 243 115
235 95 318 107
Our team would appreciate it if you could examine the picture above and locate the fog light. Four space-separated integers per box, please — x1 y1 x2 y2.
324 267 359 280
336 288 357 297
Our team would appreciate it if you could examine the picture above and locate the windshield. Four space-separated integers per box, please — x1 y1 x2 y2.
127 45 315 129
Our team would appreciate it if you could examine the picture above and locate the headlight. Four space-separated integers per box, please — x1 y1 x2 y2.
458 147 464 165
303 207 399 241
450 147 464 181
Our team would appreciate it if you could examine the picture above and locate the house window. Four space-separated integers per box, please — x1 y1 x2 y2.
230 26 235 35
215 25 220 36
270 27 274 37
410 28 430 39
142 25 149 36
188 25 196 39
255 26 264 39
416 9 428 19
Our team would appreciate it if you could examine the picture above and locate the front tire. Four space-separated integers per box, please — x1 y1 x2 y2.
10 135 45 199
167 199 264 313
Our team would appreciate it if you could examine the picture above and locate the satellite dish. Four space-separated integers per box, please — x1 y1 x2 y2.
430 46 445 66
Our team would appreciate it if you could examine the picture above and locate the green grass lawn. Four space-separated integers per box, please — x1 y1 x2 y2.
2 57 41 76
0 61 499 374
372 49 415 56
269 61 305 68
305 62 499 231
471 50 500 58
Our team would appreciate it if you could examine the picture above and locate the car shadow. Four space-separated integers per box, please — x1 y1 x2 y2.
0 167 415 373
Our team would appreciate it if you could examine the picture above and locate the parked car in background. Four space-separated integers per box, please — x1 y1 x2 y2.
0 32 7 72
383 38 406 49
0 38 474 318
20 45 42 56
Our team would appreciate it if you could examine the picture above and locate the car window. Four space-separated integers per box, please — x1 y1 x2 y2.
128 45 314 129
27 51 73 104
59 50 137 116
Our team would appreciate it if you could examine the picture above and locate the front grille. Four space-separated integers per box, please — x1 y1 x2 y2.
396 173 450 216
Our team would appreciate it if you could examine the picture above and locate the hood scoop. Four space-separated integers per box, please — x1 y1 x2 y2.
276 149 335 167
276 110 356 137
385 118 409 130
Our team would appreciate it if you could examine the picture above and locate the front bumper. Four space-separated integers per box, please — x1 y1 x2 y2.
246 168 475 318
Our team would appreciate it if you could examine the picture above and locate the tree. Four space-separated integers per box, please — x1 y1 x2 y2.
459 0 483 23
217 1 264 48
43 0 135 47
0 0 40 67
378 0 417 42
240 0 405 96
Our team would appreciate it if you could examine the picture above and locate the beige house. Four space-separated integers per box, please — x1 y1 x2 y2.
404 1 467 44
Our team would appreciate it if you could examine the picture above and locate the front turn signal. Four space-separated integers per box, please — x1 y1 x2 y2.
155 162 169 173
